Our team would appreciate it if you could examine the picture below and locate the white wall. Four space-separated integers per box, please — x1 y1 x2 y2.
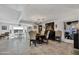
54 20 65 42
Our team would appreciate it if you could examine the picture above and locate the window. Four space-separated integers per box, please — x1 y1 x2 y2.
2 26 7 30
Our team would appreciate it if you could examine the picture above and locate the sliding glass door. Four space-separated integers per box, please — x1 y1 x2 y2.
64 21 78 43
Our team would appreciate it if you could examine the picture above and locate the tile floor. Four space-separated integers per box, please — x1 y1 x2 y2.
0 37 79 55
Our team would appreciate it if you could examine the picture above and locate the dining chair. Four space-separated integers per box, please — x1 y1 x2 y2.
43 30 50 44
55 30 62 42
40 28 45 35
29 31 37 46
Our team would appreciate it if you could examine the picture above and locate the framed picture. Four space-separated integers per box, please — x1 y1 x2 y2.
2 26 7 30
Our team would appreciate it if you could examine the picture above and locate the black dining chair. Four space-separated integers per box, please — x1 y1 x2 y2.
43 30 50 44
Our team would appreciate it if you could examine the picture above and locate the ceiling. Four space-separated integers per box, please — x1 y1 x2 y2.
0 4 79 24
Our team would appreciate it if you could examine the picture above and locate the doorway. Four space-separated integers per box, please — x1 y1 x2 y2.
9 25 26 39
45 22 55 40
64 21 78 43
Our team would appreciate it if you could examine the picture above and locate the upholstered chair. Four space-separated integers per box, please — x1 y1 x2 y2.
29 31 37 46
55 30 62 42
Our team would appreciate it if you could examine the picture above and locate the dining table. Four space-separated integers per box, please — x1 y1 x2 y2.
36 33 46 44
